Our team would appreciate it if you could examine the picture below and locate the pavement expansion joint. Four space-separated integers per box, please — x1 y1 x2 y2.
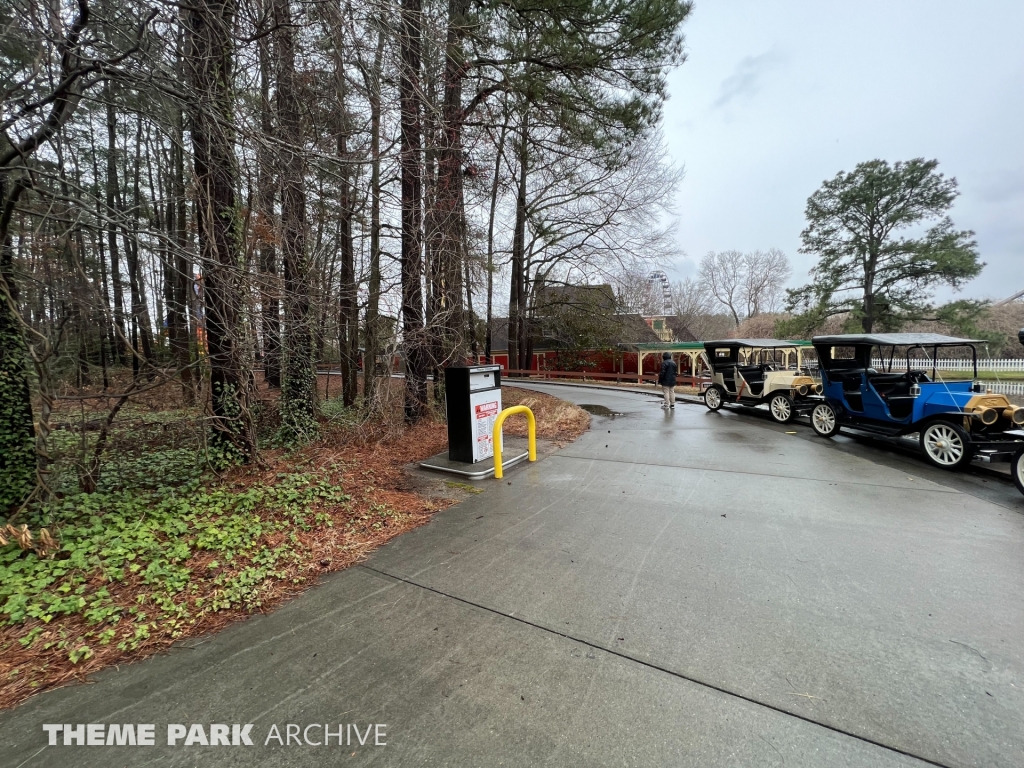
356 563 953 768
549 452 963 495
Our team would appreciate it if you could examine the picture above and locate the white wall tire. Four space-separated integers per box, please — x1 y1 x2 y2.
811 402 840 437
704 385 724 411
1012 451 1024 496
919 422 972 470
769 393 794 423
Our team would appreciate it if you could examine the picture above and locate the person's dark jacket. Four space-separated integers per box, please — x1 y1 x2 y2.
658 358 678 387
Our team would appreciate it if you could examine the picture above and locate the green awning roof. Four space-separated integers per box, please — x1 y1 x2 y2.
619 340 812 351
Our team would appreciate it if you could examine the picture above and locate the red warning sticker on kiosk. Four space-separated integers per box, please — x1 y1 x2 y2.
475 402 499 418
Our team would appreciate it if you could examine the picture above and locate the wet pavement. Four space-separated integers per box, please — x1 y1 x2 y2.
2 383 1022 768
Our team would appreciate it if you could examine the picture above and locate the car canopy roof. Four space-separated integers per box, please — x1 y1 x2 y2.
812 333 985 347
703 339 802 349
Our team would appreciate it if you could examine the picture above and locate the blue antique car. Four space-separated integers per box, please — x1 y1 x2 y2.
808 333 1024 485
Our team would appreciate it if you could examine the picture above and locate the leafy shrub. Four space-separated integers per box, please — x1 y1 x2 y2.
1 472 351 660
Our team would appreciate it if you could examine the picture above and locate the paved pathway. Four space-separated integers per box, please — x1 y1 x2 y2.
3 384 1023 767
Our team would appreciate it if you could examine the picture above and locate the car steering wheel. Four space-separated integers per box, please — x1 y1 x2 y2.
908 370 931 384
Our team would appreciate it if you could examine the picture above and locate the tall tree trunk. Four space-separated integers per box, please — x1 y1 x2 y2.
123 115 155 374
463 218 477 359
332 23 358 408
363 22 385 410
167 95 194 403
400 0 428 422
337 148 357 407
184 0 255 460
484 106 510 362
255 4 280 388
53 135 90 387
429 0 470 370
0 178 37 511
273 0 317 440
508 108 528 372
0 0 94 506
104 88 129 365
93 214 111 390
89 118 116 382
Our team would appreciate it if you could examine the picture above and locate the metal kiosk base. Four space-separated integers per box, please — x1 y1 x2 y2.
420 449 530 480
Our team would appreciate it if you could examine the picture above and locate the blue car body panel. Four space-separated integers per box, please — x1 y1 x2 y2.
821 376 975 430
918 382 974 421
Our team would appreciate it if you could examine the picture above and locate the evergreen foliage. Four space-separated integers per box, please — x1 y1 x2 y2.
783 159 983 336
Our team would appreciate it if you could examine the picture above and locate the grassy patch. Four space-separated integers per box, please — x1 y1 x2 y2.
501 387 591 442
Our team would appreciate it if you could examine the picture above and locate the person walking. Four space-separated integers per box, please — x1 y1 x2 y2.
658 352 678 409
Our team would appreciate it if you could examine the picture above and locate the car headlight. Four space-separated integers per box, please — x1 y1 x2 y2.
972 407 999 425
1005 406 1024 425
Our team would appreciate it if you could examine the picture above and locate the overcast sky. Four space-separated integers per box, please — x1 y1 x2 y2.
661 0 1024 303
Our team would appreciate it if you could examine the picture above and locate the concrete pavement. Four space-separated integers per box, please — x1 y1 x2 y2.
2 383 1023 768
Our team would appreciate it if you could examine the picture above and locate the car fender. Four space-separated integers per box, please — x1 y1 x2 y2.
907 413 974 438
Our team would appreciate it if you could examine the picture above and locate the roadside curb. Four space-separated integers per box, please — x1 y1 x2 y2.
503 379 705 406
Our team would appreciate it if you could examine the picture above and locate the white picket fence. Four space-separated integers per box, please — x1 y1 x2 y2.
981 380 1024 396
871 358 1024 372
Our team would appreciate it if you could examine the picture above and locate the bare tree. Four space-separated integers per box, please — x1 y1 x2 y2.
743 248 791 316
697 250 744 325
614 266 666 315
670 277 732 340
399 0 429 422
1 0 154 506
698 249 791 326
0 0 697 500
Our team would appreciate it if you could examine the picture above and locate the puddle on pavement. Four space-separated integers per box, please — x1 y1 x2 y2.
715 430 751 442
579 404 627 419
713 430 773 451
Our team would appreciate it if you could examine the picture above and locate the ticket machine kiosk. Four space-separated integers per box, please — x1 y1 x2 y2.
444 365 502 463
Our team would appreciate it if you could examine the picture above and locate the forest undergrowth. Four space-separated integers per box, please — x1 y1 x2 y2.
1 375 588 710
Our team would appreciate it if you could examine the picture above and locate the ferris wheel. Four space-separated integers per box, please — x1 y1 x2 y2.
647 271 672 313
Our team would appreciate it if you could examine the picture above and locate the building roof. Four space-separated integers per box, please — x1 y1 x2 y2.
812 333 985 347
534 283 616 313
665 316 698 342
487 313 661 352
619 341 706 351
702 338 811 349
615 314 663 344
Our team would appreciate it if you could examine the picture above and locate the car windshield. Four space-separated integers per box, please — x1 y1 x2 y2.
871 344 979 381
737 347 797 368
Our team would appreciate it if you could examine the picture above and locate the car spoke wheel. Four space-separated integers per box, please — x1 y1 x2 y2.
704 385 723 411
769 394 794 423
1012 451 1024 496
920 422 972 470
811 403 840 437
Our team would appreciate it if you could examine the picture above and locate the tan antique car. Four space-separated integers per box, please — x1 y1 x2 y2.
701 339 822 423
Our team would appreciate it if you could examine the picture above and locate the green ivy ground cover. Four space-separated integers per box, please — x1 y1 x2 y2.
1 469 353 670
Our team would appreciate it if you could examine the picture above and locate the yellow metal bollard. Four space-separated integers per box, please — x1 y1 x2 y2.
492 405 537 479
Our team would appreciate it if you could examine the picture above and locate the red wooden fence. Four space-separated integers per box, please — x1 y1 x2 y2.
503 369 710 388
